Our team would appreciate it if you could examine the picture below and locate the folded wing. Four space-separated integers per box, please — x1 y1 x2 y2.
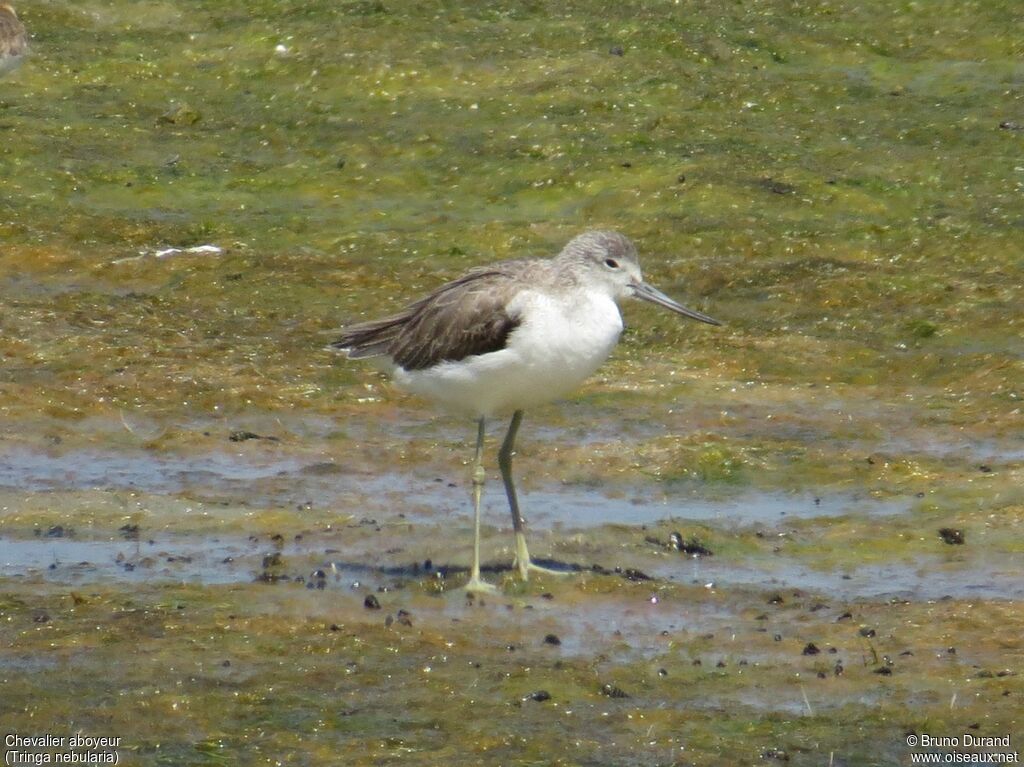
332 268 524 372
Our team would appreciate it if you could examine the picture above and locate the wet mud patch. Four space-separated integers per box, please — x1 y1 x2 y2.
0 441 926 527
0 444 1020 766
1 431 1021 617
1 570 1020 766
2 0 1023 761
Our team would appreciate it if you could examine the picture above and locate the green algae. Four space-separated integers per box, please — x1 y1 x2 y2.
2 0 1023 763
1 576 1021 766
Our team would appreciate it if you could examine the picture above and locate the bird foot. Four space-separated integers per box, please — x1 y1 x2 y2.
514 559 574 580
462 575 500 595
513 533 572 580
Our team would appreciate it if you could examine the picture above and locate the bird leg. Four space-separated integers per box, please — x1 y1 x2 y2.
500 410 566 580
464 417 498 594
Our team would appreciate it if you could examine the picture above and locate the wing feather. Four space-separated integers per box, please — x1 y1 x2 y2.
332 267 524 371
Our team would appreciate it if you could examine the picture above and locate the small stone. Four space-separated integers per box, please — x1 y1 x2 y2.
759 177 796 195
159 102 202 126
543 633 561 646
262 553 283 568
622 568 651 582
364 594 381 610
669 532 713 556
938 528 965 545
229 430 279 443
802 643 821 656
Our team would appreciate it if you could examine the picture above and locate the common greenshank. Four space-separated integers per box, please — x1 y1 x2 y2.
333 231 720 593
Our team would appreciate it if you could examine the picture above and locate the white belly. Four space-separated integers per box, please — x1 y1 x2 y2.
394 290 624 417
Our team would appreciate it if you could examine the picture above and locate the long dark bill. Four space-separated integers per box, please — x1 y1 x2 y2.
631 281 721 326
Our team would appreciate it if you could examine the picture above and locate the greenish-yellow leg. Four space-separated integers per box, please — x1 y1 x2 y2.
500 410 566 580
465 417 498 594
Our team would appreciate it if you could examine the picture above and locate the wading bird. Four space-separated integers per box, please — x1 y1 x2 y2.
333 231 719 592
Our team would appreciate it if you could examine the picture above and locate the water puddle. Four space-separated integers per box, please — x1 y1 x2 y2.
523 487 913 527
878 435 1024 462
0 445 308 497
0 444 1014 611
655 554 1024 602
0 534 275 585
0 445 912 526
3 526 1018 604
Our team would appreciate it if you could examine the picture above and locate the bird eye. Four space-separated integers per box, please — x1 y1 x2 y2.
604 258 619 269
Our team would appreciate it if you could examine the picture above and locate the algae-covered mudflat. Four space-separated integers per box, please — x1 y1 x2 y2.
1 0 1021 764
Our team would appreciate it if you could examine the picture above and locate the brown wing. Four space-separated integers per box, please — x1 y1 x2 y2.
332 267 524 371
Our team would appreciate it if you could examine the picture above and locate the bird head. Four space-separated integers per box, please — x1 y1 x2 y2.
562 230 721 325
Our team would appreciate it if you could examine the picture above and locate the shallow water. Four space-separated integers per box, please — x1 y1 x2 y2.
5 525 1019 604
0 443 915 524
669 553 1024 602
2 0 1022 763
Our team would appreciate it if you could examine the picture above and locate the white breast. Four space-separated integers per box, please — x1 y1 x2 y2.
394 288 624 417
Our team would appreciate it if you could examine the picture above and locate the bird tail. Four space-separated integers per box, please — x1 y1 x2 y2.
329 314 408 360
